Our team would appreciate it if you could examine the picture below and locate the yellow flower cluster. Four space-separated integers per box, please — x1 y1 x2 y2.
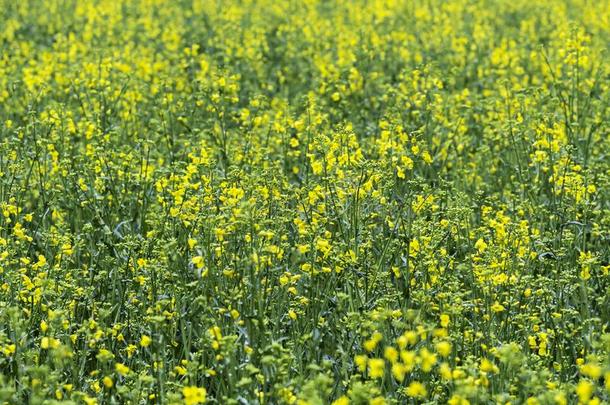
0 0 608 403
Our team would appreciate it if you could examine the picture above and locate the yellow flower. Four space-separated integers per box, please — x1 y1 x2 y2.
126 344 138 358
404 330 418 345
400 350 416 370
364 331 382 352
580 362 602 379
440 314 450 328
354 355 368 372
370 397 385 405
491 302 505 313
391 362 406 382
436 341 452 357
311 160 323 175
448 394 470 405
363 339 377 352
140 335 152 348
575 380 593 403
315 238 331 255
409 239 420 257
554 392 567 405
192 256 205 269
182 386 207 405
368 358 385 378
115 363 130 376
103 376 113 388
331 396 349 405
97 348 115 362
41 337 59 350
2 344 16 357
405 381 427 398
474 238 487 253
384 346 398 363
83 396 98 405
480 358 498 374
419 348 437 372
439 362 452 380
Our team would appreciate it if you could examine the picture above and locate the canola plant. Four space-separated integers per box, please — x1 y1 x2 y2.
0 0 609 404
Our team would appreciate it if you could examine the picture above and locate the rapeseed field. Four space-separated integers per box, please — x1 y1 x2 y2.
0 0 609 403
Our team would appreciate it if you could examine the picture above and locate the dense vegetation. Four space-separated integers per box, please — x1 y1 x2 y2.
0 0 609 403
